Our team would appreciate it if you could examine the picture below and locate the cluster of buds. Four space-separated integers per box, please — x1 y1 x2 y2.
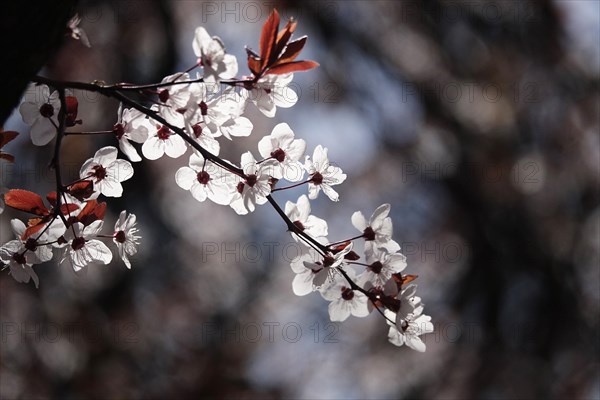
1 10 432 351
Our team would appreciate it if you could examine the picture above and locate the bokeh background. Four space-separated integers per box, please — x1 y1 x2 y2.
1 1 599 399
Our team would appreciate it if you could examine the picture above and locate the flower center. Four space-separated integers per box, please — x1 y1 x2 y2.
24 238 38 252
199 101 208 116
39 103 54 118
292 220 305 231
270 148 286 162
157 125 171 140
197 170 211 185
158 89 170 103
192 123 203 138
341 287 354 301
363 226 376 241
71 237 86 251
369 261 383 274
91 165 107 182
311 172 324 185
112 123 125 140
115 230 126 243
11 252 26 265
246 174 258 187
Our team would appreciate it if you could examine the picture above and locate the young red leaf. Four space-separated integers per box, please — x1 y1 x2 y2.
265 60 319 76
259 9 280 71
67 180 94 201
4 189 50 216
0 130 18 148
273 19 298 61
274 36 307 66
65 96 80 127
22 219 47 240
77 200 106 226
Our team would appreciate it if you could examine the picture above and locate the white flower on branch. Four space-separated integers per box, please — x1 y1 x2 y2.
320 267 370 322
175 152 234 205
80 146 134 198
351 203 401 253
304 145 347 201
113 211 141 269
142 122 188 160
61 220 112 271
243 73 298 118
19 83 60 146
285 194 328 243
113 106 149 162
258 122 306 182
193 27 238 84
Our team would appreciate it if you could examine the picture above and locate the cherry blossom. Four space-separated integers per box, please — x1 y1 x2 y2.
285 194 328 243
320 268 369 322
142 122 188 160
292 242 353 291
193 27 238 83
386 308 434 352
61 220 112 271
237 152 277 213
358 246 407 287
80 146 134 198
175 153 234 205
0 240 39 288
113 210 141 269
258 123 306 181
10 219 56 263
244 73 298 118
351 203 401 252
156 72 192 126
113 106 149 162
19 83 60 146
187 83 252 140
304 145 347 201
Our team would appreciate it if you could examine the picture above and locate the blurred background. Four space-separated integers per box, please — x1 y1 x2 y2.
1 0 599 398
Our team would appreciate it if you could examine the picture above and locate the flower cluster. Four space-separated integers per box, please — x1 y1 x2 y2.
1 10 432 350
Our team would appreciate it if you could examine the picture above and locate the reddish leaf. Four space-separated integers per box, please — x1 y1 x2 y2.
67 180 94 201
46 191 57 207
0 130 18 148
344 251 361 261
60 203 80 215
330 241 351 252
0 152 15 163
274 36 307 66
22 219 47 240
4 189 49 216
274 19 297 61
65 96 80 127
392 273 418 288
246 51 262 76
265 60 319 75
77 200 106 226
259 9 280 71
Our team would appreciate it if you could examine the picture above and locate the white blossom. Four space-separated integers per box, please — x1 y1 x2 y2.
285 194 328 243
113 211 141 269
80 146 134 198
113 106 149 162
19 83 60 146
193 27 238 83
243 73 298 117
304 145 346 201
61 220 112 271
351 203 401 252
175 153 234 205
320 267 369 322
258 123 306 182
